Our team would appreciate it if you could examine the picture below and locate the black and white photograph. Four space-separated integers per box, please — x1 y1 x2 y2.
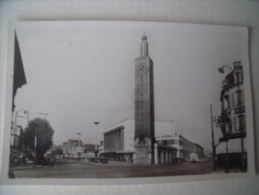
1 21 255 184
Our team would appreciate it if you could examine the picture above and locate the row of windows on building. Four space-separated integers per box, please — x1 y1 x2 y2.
103 128 124 152
226 114 246 133
223 89 244 109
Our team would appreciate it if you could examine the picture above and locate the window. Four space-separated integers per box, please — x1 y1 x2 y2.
168 140 175 144
232 93 235 108
233 117 236 132
235 71 243 83
224 95 230 109
237 115 245 131
236 90 243 105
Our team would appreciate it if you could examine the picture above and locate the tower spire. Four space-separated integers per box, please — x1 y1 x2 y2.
141 33 148 57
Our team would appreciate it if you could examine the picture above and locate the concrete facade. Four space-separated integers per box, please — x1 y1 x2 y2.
216 62 247 169
61 139 84 157
101 120 177 163
134 35 155 165
101 120 134 161
156 134 204 162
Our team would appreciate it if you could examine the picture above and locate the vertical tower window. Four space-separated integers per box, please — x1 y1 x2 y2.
238 115 244 131
236 90 243 105
232 93 235 108
233 116 236 132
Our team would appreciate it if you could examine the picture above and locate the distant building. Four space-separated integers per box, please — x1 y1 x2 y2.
216 61 247 169
83 144 96 152
100 119 203 163
61 139 84 157
83 144 96 159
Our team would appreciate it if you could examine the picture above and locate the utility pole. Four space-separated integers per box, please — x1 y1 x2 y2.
94 122 99 162
210 105 216 171
34 127 37 168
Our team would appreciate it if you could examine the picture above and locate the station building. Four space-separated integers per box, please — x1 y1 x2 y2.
100 119 203 163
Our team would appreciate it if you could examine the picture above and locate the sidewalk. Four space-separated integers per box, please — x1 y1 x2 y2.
12 163 43 170
210 167 243 174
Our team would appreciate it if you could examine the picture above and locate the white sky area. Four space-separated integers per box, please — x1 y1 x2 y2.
12 21 246 152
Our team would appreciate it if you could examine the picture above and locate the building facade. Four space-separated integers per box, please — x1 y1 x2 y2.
215 61 247 170
101 120 134 162
156 135 204 162
134 34 155 165
61 139 84 158
101 119 203 164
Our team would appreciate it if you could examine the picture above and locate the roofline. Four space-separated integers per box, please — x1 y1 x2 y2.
103 119 175 133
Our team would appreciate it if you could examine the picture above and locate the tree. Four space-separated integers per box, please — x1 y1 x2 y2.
23 118 54 163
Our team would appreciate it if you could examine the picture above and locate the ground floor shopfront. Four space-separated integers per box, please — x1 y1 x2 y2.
216 138 247 170
100 151 133 162
154 144 179 164
101 144 179 164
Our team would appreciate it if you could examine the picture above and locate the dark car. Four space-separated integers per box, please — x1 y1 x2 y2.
97 157 108 164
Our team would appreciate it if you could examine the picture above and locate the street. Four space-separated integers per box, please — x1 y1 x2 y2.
13 159 213 178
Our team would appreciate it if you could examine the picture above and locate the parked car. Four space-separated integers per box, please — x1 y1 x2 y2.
97 157 108 164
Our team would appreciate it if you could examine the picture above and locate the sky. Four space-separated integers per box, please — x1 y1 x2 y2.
11 21 247 152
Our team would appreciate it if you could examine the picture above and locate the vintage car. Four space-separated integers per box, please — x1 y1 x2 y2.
97 157 109 164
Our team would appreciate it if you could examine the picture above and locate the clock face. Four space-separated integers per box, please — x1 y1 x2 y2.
138 64 148 73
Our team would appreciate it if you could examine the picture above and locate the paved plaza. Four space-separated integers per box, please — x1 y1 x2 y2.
12 158 213 178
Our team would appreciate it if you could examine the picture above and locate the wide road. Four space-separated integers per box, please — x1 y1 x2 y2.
13 159 213 178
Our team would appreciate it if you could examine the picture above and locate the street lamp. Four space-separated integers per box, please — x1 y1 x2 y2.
14 109 29 128
77 133 81 160
218 61 245 172
12 109 29 148
94 122 99 151
218 65 233 74
94 122 99 163
34 126 38 168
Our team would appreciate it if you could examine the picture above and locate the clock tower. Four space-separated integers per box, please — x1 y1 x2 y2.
134 34 155 165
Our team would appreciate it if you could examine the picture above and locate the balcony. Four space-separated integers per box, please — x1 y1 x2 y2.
235 106 245 115
219 131 246 142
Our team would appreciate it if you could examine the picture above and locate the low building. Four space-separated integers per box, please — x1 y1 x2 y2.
156 135 204 162
100 119 203 163
61 139 84 157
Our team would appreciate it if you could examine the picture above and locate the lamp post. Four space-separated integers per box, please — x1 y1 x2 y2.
77 133 81 160
94 122 99 151
34 126 38 168
94 122 99 162
14 109 29 131
218 61 245 172
12 109 29 148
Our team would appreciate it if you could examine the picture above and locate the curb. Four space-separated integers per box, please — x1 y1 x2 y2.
13 165 43 170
